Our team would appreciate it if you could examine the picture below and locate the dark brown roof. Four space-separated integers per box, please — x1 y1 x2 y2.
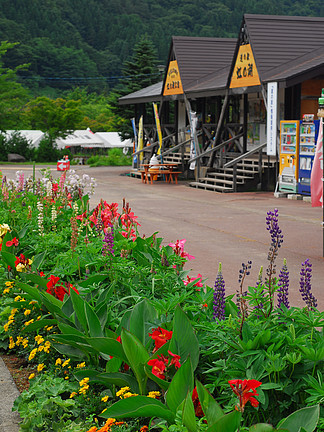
245 14 324 79
171 36 237 90
119 81 162 105
185 66 230 97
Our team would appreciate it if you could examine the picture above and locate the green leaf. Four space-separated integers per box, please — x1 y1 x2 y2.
277 405 319 432
20 273 48 289
84 301 103 337
70 288 88 334
15 281 42 302
249 424 276 432
51 342 88 360
77 274 108 288
1 250 18 268
100 396 175 424
207 410 241 432
166 357 194 414
196 379 223 424
31 251 46 272
87 337 128 363
169 305 199 370
95 372 139 393
144 363 170 391
21 318 57 333
128 299 157 346
182 392 197 432
121 329 149 395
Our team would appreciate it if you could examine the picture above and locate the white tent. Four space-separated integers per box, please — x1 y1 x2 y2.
95 132 133 149
5 130 45 148
55 130 106 149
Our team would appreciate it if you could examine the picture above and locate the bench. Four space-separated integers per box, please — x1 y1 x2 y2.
138 169 181 184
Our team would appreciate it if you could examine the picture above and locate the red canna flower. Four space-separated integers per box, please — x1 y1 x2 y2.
147 358 167 380
192 387 204 417
149 327 173 351
6 237 19 247
168 351 181 369
228 379 262 412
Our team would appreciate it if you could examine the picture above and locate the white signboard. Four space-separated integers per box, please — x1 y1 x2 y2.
267 82 278 156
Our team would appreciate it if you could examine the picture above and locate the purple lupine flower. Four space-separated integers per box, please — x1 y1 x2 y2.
213 262 226 322
266 209 284 249
277 258 290 309
102 224 114 256
299 258 317 310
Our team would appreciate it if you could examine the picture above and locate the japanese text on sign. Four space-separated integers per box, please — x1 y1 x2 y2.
163 60 184 96
230 44 261 89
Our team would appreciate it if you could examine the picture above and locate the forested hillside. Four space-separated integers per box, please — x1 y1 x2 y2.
1 0 323 95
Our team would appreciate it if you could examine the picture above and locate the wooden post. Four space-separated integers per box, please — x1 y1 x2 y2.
243 93 248 154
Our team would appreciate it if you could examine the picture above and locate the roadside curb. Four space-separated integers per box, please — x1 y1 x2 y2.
0 358 20 432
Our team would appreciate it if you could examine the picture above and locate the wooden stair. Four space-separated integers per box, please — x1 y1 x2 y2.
189 156 276 193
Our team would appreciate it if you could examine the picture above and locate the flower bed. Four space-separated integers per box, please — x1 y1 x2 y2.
0 169 323 432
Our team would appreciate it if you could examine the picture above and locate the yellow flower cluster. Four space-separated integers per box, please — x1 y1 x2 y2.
147 391 161 399
86 418 117 432
101 395 109 402
37 363 46 372
76 362 86 368
3 281 14 295
35 335 44 345
24 319 34 326
29 348 38 361
116 386 138 399
9 336 15 349
16 336 29 348
79 377 90 395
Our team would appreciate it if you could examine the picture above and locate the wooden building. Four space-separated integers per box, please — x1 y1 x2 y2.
120 14 324 192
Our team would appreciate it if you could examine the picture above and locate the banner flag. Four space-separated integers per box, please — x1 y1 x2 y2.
153 103 163 155
189 110 197 170
311 118 323 207
138 115 144 164
131 118 137 164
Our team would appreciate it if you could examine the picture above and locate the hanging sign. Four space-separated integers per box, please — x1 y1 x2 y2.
138 115 144 163
230 44 261 89
153 103 163 155
163 60 183 96
267 82 278 156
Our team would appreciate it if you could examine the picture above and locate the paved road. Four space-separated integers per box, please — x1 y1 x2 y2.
1 164 323 310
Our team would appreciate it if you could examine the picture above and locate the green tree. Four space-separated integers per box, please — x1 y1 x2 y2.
109 36 160 140
0 41 29 130
23 96 83 139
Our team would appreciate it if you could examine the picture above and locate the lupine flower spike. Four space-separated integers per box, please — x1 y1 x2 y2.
213 262 225 322
299 258 317 311
277 258 290 309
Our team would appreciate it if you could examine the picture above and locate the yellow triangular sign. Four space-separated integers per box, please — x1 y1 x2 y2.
163 60 183 96
230 44 261 89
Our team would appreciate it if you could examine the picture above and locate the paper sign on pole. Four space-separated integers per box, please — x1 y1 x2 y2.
267 82 278 156
131 118 137 164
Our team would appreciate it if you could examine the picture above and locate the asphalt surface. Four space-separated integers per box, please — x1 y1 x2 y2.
0 163 323 431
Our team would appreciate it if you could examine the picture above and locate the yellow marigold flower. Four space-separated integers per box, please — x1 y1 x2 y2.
16 263 25 272
70 392 77 398
14 295 21 301
147 391 161 399
43 346 50 354
9 337 15 349
3 288 10 294
16 336 24 345
77 362 86 368
79 385 89 395
101 395 109 402
79 377 89 387
5 281 14 287
28 373 35 380
62 358 70 368
24 309 31 316
87 427 97 432
29 300 37 305
24 319 34 326
44 341 51 347
28 259 33 266
38 345 44 352
11 308 18 315
20 298 26 302
116 386 130 397
46 326 53 331
123 392 138 398
104 419 116 428
35 335 44 344
28 348 38 361
3 323 9 332
65 376 69 380
55 358 62 366
22 339 29 348
8 314 15 320
37 363 45 372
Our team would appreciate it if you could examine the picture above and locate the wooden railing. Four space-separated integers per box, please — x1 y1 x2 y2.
223 142 267 192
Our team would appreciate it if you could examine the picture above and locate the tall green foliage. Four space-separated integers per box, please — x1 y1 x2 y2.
109 37 160 140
